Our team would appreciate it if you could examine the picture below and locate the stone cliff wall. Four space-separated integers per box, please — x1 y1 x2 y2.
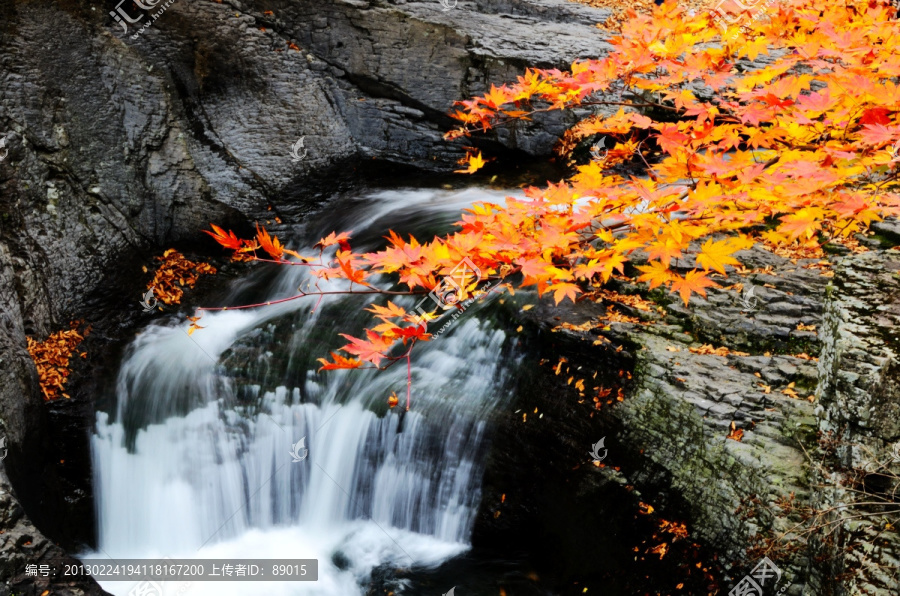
533 243 900 595
812 249 900 595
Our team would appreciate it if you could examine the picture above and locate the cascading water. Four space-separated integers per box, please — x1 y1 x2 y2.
87 188 523 595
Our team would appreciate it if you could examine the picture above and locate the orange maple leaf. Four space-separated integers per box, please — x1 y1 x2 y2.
256 224 284 260
669 270 719 306
317 352 363 371
778 207 824 240
550 282 581 305
338 331 392 365
204 224 243 251
366 301 407 320
315 231 353 251
338 252 367 284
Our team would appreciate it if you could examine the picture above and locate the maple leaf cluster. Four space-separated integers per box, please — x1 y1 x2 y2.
201 0 900 392
444 0 900 309
26 321 89 401
147 249 217 305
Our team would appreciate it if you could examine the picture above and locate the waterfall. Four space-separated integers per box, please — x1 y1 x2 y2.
87 188 521 595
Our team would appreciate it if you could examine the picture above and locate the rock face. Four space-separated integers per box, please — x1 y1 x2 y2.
516 244 900 595
0 0 612 592
812 250 900 595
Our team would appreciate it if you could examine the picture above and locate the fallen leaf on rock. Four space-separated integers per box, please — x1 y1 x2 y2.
727 421 744 442
27 321 89 401
147 249 217 305
689 344 749 357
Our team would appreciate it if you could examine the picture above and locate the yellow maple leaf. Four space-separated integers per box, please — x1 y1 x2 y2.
636 261 673 289
696 238 741 275
455 151 487 174
550 282 581 305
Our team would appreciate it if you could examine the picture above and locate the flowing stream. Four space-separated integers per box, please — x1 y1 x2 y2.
86 188 525 595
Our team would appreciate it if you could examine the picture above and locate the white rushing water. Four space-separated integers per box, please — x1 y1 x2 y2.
87 188 521 595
